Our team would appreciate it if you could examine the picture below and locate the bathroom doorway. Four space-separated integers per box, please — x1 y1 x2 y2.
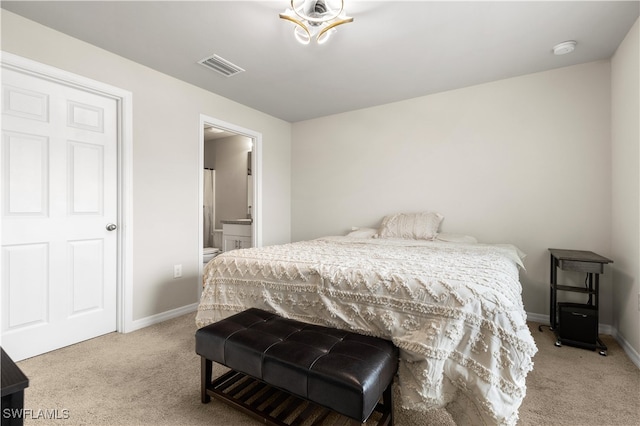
198 114 262 293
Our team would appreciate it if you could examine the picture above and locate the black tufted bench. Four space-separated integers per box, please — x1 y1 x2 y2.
196 308 398 425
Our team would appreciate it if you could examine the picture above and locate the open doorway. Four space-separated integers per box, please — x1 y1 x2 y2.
198 114 262 294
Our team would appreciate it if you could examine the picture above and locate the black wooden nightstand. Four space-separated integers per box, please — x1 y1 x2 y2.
1 348 29 425
539 249 613 356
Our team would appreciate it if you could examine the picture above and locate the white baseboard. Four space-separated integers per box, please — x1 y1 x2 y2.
612 329 640 369
127 303 198 333
526 312 548 324
527 311 639 369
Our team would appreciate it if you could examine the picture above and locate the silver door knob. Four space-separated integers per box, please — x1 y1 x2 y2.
106 223 117 231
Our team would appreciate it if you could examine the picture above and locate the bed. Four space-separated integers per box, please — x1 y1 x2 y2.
196 212 537 425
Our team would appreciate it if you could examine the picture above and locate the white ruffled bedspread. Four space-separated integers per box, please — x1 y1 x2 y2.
196 237 537 425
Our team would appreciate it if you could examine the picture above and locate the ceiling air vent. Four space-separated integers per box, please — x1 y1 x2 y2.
198 54 245 77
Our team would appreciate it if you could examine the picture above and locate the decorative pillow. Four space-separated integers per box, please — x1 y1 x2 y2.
435 233 478 244
346 227 378 238
378 212 444 240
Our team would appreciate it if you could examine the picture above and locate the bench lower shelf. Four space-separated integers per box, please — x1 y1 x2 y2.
204 369 392 426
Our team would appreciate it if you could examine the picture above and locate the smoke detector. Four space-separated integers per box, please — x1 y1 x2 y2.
553 41 577 55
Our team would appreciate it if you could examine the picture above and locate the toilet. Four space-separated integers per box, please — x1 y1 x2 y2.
203 230 223 265
203 247 221 264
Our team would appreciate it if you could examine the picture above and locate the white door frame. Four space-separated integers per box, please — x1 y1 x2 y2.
198 114 262 293
1 52 135 333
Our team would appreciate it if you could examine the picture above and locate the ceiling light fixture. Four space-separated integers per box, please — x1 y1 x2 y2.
553 40 577 55
279 0 353 45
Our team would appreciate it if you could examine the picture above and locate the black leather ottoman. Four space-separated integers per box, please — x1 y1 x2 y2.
196 308 398 425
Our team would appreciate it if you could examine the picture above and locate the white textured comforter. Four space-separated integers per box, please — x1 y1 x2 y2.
196 237 537 425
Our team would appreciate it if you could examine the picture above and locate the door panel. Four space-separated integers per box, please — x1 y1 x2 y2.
2 84 49 122
68 239 104 316
1 67 118 361
3 243 49 330
3 131 49 216
69 141 104 214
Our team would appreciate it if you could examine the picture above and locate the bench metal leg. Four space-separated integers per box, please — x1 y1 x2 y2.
201 356 212 403
384 381 394 426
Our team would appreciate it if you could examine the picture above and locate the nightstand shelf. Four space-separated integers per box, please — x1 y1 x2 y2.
539 248 613 356
555 285 594 294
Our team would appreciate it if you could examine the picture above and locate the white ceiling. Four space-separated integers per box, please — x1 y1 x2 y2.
2 1 638 123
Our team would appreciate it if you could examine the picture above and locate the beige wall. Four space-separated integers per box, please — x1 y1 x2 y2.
292 61 613 323
203 140 216 169
611 18 640 354
1 11 292 321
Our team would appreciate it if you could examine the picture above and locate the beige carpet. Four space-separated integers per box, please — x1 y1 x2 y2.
14 313 640 426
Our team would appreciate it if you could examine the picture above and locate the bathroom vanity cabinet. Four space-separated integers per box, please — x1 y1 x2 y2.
222 222 252 252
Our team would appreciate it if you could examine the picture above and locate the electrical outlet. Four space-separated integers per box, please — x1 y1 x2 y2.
173 264 182 279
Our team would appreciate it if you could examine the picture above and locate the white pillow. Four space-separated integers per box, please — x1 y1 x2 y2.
378 212 444 240
346 227 378 238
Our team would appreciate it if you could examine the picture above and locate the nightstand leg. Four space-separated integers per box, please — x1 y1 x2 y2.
550 253 557 330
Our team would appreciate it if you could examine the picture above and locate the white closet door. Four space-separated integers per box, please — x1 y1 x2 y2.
1 67 118 361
